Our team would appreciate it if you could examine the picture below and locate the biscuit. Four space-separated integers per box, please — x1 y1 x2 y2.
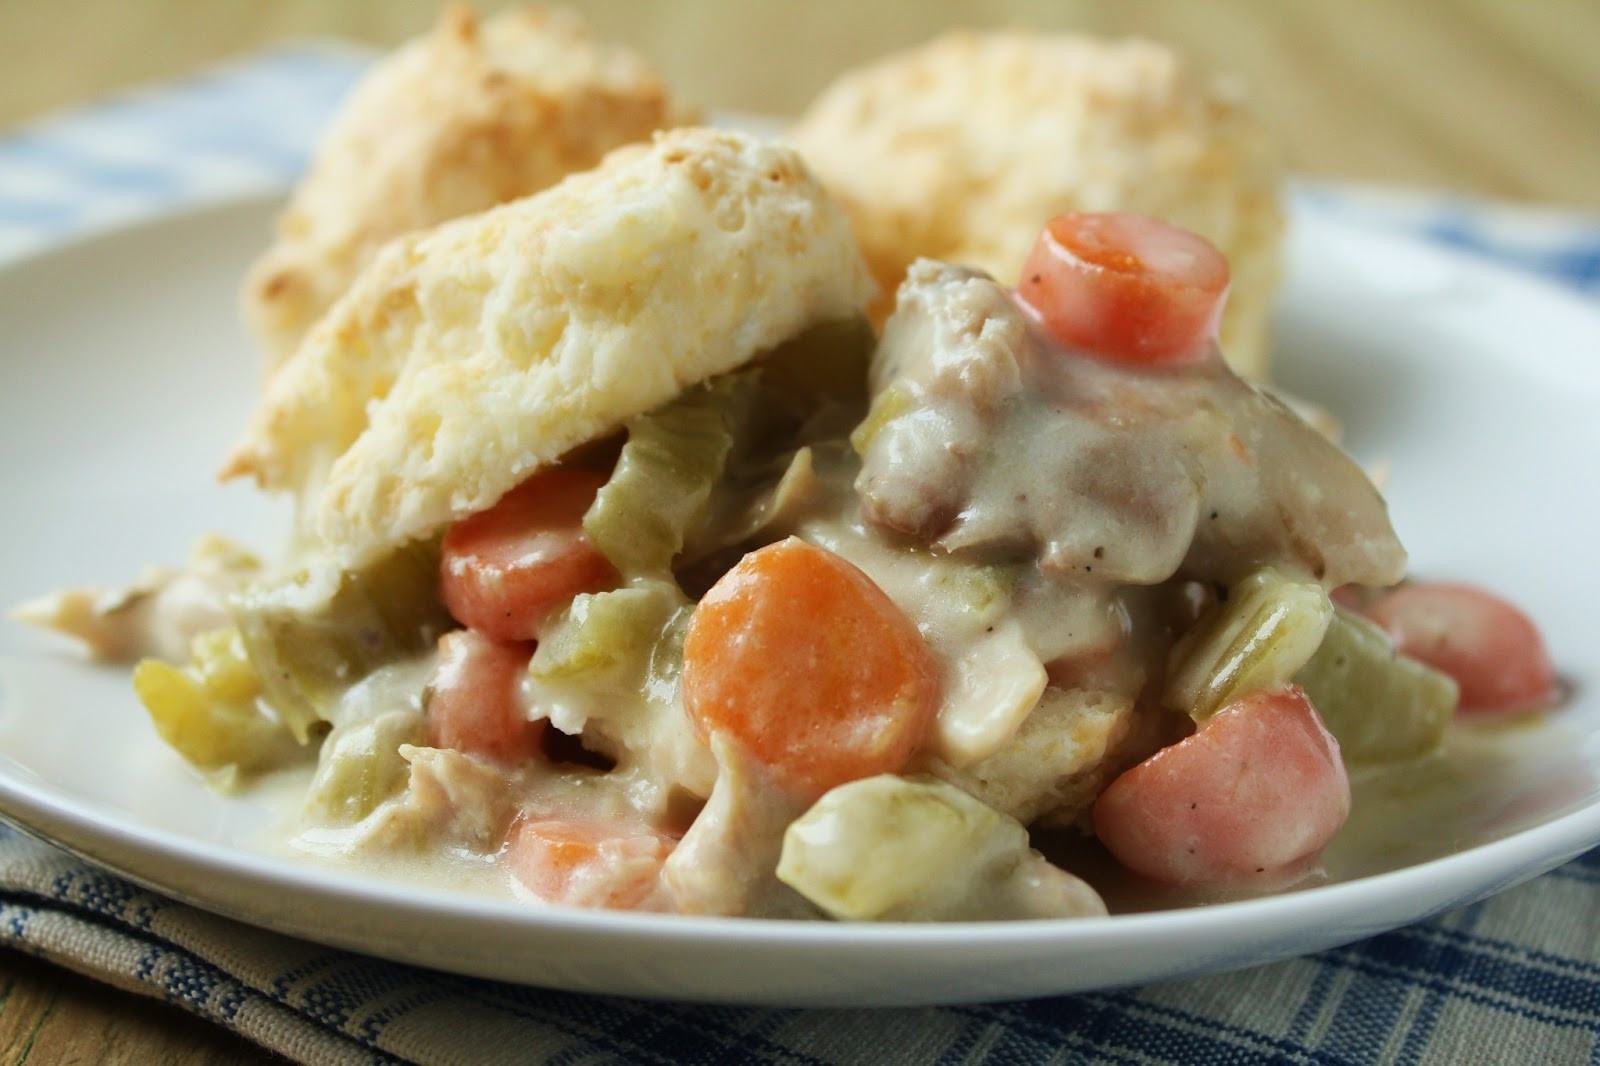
223 128 874 567
789 30 1284 378
923 688 1134 826
241 4 694 369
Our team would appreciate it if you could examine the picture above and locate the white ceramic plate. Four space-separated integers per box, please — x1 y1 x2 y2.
0 196 1596 1007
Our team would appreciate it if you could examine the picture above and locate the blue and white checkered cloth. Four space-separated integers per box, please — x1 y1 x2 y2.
2 47 1598 1066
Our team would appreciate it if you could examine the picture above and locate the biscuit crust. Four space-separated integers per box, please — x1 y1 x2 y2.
224 128 874 566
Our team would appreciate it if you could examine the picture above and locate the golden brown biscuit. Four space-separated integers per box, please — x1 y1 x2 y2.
241 4 694 368
223 128 874 567
789 30 1284 378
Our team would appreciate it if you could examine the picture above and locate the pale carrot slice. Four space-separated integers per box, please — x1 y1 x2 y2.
681 537 940 799
505 817 674 911
425 629 543 765
440 468 617 641
1363 581 1558 716
1092 686 1349 885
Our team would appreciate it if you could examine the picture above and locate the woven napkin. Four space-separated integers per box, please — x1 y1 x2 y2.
2 47 1598 1066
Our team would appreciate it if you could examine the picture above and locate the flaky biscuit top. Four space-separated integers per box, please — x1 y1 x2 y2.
224 127 874 567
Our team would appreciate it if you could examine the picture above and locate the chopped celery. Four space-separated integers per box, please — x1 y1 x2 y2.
755 316 876 422
529 581 690 682
928 559 1021 619
1165 568 1334 721
231 539 451 742
303 710 425 826
849 381 913 456
581 319 874 579
582 380 746 578
681 446 823 566
777 775 1105 921
132 627 299 782
1295 606 1457 763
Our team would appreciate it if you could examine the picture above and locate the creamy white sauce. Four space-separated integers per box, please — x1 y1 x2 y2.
142 263 1499 921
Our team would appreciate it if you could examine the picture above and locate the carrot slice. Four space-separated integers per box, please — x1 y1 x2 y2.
681 537 940 799
440 469 617 641
1092 686 1349 885
505 817 674 910
1015 212 1230 366
425 629 543 765
1363 581 1558 716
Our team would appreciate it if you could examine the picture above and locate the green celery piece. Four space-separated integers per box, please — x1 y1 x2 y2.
582 380 747 578
529 581 690 683
1165 567 1334 721
1295 606 1458 764
231 539 452 742
583 318 876 580
777 774 1036 921
849 381 912 456
303 710 426 826
132 627 299 781
755 316 876 423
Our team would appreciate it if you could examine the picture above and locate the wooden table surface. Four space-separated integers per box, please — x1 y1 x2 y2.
1 0 1597 1062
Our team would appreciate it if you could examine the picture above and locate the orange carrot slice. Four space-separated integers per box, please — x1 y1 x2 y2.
506 817 674 911
440 469 617 641
681 537 940 799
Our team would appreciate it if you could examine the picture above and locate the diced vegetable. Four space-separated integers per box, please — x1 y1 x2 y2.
506 816 674 910
680 446 826 567
1164 568 1334 721
425 630 543 765
1015 212 1230 365
848 381 912 456
1363 582 1558 716
586 320 875 580
932 618 1047 765
753 316 876 426
1092 686 1350 885
234 539 452 741
529 581 689 683
441 469 616 641
1295 606 1456 763
303 709 425 826
583 380 745 578
929 560 1021 618
132 627 299 781
777 775 1107 921
681 538 940 799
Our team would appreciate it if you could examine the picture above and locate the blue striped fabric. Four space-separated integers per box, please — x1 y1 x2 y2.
1 47 1597 1066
